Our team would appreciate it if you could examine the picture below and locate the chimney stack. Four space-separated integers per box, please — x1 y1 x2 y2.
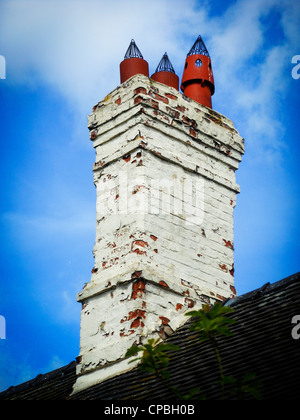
151 52 179 90
181 35 215 108
72 38 244 395
120 39 149 84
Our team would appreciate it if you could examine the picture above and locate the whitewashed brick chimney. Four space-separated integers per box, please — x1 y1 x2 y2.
72 74 244 394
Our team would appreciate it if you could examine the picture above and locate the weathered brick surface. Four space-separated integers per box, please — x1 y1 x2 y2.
74 75 244 394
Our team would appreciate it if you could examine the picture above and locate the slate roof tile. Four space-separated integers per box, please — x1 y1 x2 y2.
1 272 299 400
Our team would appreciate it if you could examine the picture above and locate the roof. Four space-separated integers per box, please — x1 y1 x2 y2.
1 272 299 400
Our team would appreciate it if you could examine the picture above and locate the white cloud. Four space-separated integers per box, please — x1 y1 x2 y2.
0 0 298 158
0 0 300 167
0 0 204 112
46 355 67 372
206 0 299 162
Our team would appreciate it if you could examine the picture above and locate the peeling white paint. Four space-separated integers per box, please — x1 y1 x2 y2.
73 75 244 394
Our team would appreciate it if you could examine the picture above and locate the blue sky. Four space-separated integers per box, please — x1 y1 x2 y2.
0 0 299 391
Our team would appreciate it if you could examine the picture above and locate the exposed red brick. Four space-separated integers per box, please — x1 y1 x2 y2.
153 109 170 123
176 105 187 113
219 264 228 272
132 185 146 194
165 93 178 100
107 241 117 248
128 309 146 320
134 96 159 110
134 96 143 105
132 248 146 255
176 303 183 311
131 318 142 329
123 154 131 162
131 240 148 255
134 87 147 95
120 309 145 323
115 97 121 106
148 90 169 104
154 249 158 253
229 264 234 277
159 280 169 288
90 130 97 140
132 240 148 248
185 298 195 308
131 271 143 279
120 330 135 337
189 128 197 138
159 316 170 325
102 257 119 269
131 279 146 300
181 279 192 288
94 160 104 168
223 239 234 249
182 116 197 127
128 310 146 329
166 107 180 119
230 285 236 294
150 234 158 241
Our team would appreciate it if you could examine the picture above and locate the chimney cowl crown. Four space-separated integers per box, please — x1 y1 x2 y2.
120 39 149 84
151 52 179 90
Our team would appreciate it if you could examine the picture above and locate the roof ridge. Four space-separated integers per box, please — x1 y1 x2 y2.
224 271 300 307
0 361 76 398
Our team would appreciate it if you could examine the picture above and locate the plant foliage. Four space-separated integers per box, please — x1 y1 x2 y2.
125 302 262 399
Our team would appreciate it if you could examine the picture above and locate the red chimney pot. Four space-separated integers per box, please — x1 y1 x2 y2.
180 36 215 108
151 52 179 90
120 40 149 84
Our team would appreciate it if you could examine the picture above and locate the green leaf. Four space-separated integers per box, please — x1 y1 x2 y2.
186 302 236 342
125 345 144 358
